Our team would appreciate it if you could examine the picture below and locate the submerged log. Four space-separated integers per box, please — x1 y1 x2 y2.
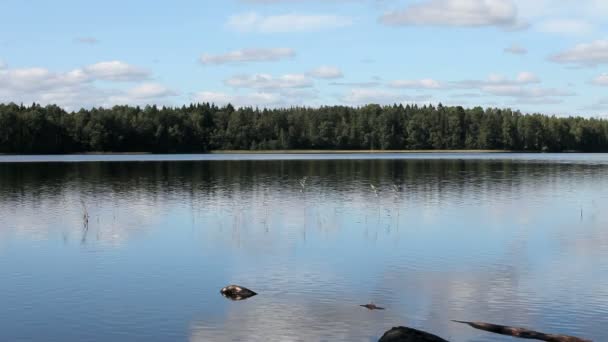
378 326 449 342
452 321 592 342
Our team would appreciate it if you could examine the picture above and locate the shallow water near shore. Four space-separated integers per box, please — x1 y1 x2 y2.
1 153 607 341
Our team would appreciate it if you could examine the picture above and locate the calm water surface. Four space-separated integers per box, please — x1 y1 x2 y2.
1 153 608 341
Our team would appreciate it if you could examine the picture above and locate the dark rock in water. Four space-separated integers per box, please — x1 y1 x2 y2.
220 285 257 301
379 326 449 342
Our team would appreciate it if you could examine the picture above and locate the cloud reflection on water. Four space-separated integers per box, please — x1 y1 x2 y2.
0 157 607 341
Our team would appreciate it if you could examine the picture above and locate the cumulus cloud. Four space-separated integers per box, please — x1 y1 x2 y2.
193 87 319 108
193 91 282 107
454 72 540 88
341 88 432 105
450 72 573 103
332 72 569 107
106 83 177 106
549 40 608 67
592 74 608 86
450 92 484 98
74 37 100 45
337 72 565 107
0 61 149 94
308 66 343 79
389 78 443 89
583 97 608 112
537 19 593 35
329 81 380 87
124 83 176 99
200 48 295 65
227 12 352 33
0 62 174 110
0 67 88 92
224 73 313 89
510 97 564 105
504 44 527 55
388 73 537 91
30 86 115 109
83 61 150 81
515 71 539 83
514 1 608 23
342 89 400 104
481 85 572 98
379 0 526 29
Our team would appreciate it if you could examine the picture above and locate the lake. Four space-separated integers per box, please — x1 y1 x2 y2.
1 153 607 341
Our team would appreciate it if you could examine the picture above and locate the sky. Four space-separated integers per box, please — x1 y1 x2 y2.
1 0 608 116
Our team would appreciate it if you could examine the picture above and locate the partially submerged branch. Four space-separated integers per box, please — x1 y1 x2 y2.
452 320 592 342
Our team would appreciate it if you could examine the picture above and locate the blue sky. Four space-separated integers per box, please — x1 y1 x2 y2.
1 0 608 116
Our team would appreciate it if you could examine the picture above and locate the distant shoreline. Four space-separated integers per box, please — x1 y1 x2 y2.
209 149 516 154
0 149 592 156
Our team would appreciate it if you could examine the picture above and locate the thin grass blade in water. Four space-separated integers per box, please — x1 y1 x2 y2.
370 184 379 197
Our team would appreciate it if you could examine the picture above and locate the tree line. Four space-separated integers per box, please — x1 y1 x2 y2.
1 102 607 154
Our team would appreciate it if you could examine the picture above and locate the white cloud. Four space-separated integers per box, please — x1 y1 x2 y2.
340 72 562 107
308 66 343 79
224 73 313 89
450 92 484 98
200 48 295 65
31 86 114 109
0 60 7 69
74 37 100 45
83 61 150 81
227 12 352 33
510 97 564 105
515 0 608 21
583 97 608 112
193 87 319 107
0 63 173 110
0 61 149 93
389 78 443 89
512 0 553 18
330 72 568 107
592 73 608 86
0 67 87 92
504 44 527 55
481 85 573 98
329 81 380 87
588 0 608 15
125 83 176 99
342 89 400 104
537 19 593 35
450 72 573 103
516 71 539 83
379 0 525 29
550 40 608 67
194 91 282 107
106 83 177 106
341 88 432 105
386 73 538 92
455 72 540 88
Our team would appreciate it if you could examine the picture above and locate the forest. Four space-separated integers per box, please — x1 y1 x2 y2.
0 102 607 154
